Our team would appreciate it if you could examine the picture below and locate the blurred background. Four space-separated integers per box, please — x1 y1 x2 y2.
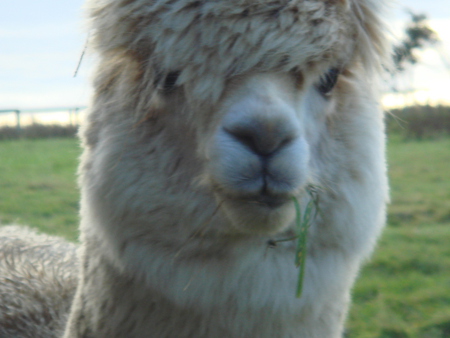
0 1 449 337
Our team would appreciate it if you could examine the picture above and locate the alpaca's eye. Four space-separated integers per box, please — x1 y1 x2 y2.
162 71 180 92
316 68 340 96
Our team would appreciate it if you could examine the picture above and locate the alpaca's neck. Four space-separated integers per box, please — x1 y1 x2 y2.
63 237 295 337
62 232 346 338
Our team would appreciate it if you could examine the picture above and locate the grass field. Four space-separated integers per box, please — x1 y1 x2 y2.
0 138 80 241
349 135 450 338
0 136 449 337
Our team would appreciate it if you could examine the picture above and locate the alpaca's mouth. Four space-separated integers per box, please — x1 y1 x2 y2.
215 189 296 235
217 186 292 210
242 192 290 209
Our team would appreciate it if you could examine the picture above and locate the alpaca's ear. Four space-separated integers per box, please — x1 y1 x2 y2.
348 0 390 73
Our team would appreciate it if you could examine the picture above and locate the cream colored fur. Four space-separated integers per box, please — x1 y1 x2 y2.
0 0 390 337
0 226 78 338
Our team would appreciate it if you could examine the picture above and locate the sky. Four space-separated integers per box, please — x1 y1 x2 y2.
1 0 87 111
0 0 449 117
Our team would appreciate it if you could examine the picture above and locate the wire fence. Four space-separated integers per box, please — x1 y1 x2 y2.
0 107 87 132
0 107 87 139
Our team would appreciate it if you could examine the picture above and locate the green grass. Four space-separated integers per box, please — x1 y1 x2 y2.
387 135 450 228
347 224 450 338
0 138 81 241
346 135 450 338
0 136 449 337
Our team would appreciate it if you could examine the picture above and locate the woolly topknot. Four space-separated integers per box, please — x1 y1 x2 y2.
87 0 389 102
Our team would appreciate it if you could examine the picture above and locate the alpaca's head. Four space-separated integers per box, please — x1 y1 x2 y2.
85 0 389 237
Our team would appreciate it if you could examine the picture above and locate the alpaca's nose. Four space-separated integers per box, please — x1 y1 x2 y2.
211 102 308 201
223 116 298 157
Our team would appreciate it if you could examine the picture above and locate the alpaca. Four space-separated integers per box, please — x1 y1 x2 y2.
0 226 78 338
1 0 390 337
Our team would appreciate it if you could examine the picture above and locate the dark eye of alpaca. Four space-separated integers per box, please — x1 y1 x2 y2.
316 68 340 97
162 71 180 92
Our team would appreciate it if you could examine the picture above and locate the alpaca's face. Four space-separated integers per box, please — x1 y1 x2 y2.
82 0 388 239
191 70 337 235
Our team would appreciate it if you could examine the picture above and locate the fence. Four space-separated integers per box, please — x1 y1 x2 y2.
0 107 87 133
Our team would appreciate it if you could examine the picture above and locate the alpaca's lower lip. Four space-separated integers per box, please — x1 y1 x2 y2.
243 193 290 209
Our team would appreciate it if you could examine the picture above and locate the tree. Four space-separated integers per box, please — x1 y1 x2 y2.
393 11 438 72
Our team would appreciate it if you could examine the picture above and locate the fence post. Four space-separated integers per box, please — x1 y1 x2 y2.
15 110 21 135
69 109 73 126
75 108 80 126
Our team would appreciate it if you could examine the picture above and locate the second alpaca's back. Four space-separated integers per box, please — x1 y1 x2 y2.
0 226 78 338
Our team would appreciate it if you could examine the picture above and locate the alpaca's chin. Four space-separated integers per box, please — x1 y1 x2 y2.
219 195 296 235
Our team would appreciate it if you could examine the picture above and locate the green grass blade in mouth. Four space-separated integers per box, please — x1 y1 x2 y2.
293 196 308 298
293 187 319 298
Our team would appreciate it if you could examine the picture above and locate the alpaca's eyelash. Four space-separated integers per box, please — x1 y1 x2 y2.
316 68 340 97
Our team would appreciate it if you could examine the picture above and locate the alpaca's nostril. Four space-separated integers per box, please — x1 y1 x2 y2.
224 126 265 155
224 121 296 156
